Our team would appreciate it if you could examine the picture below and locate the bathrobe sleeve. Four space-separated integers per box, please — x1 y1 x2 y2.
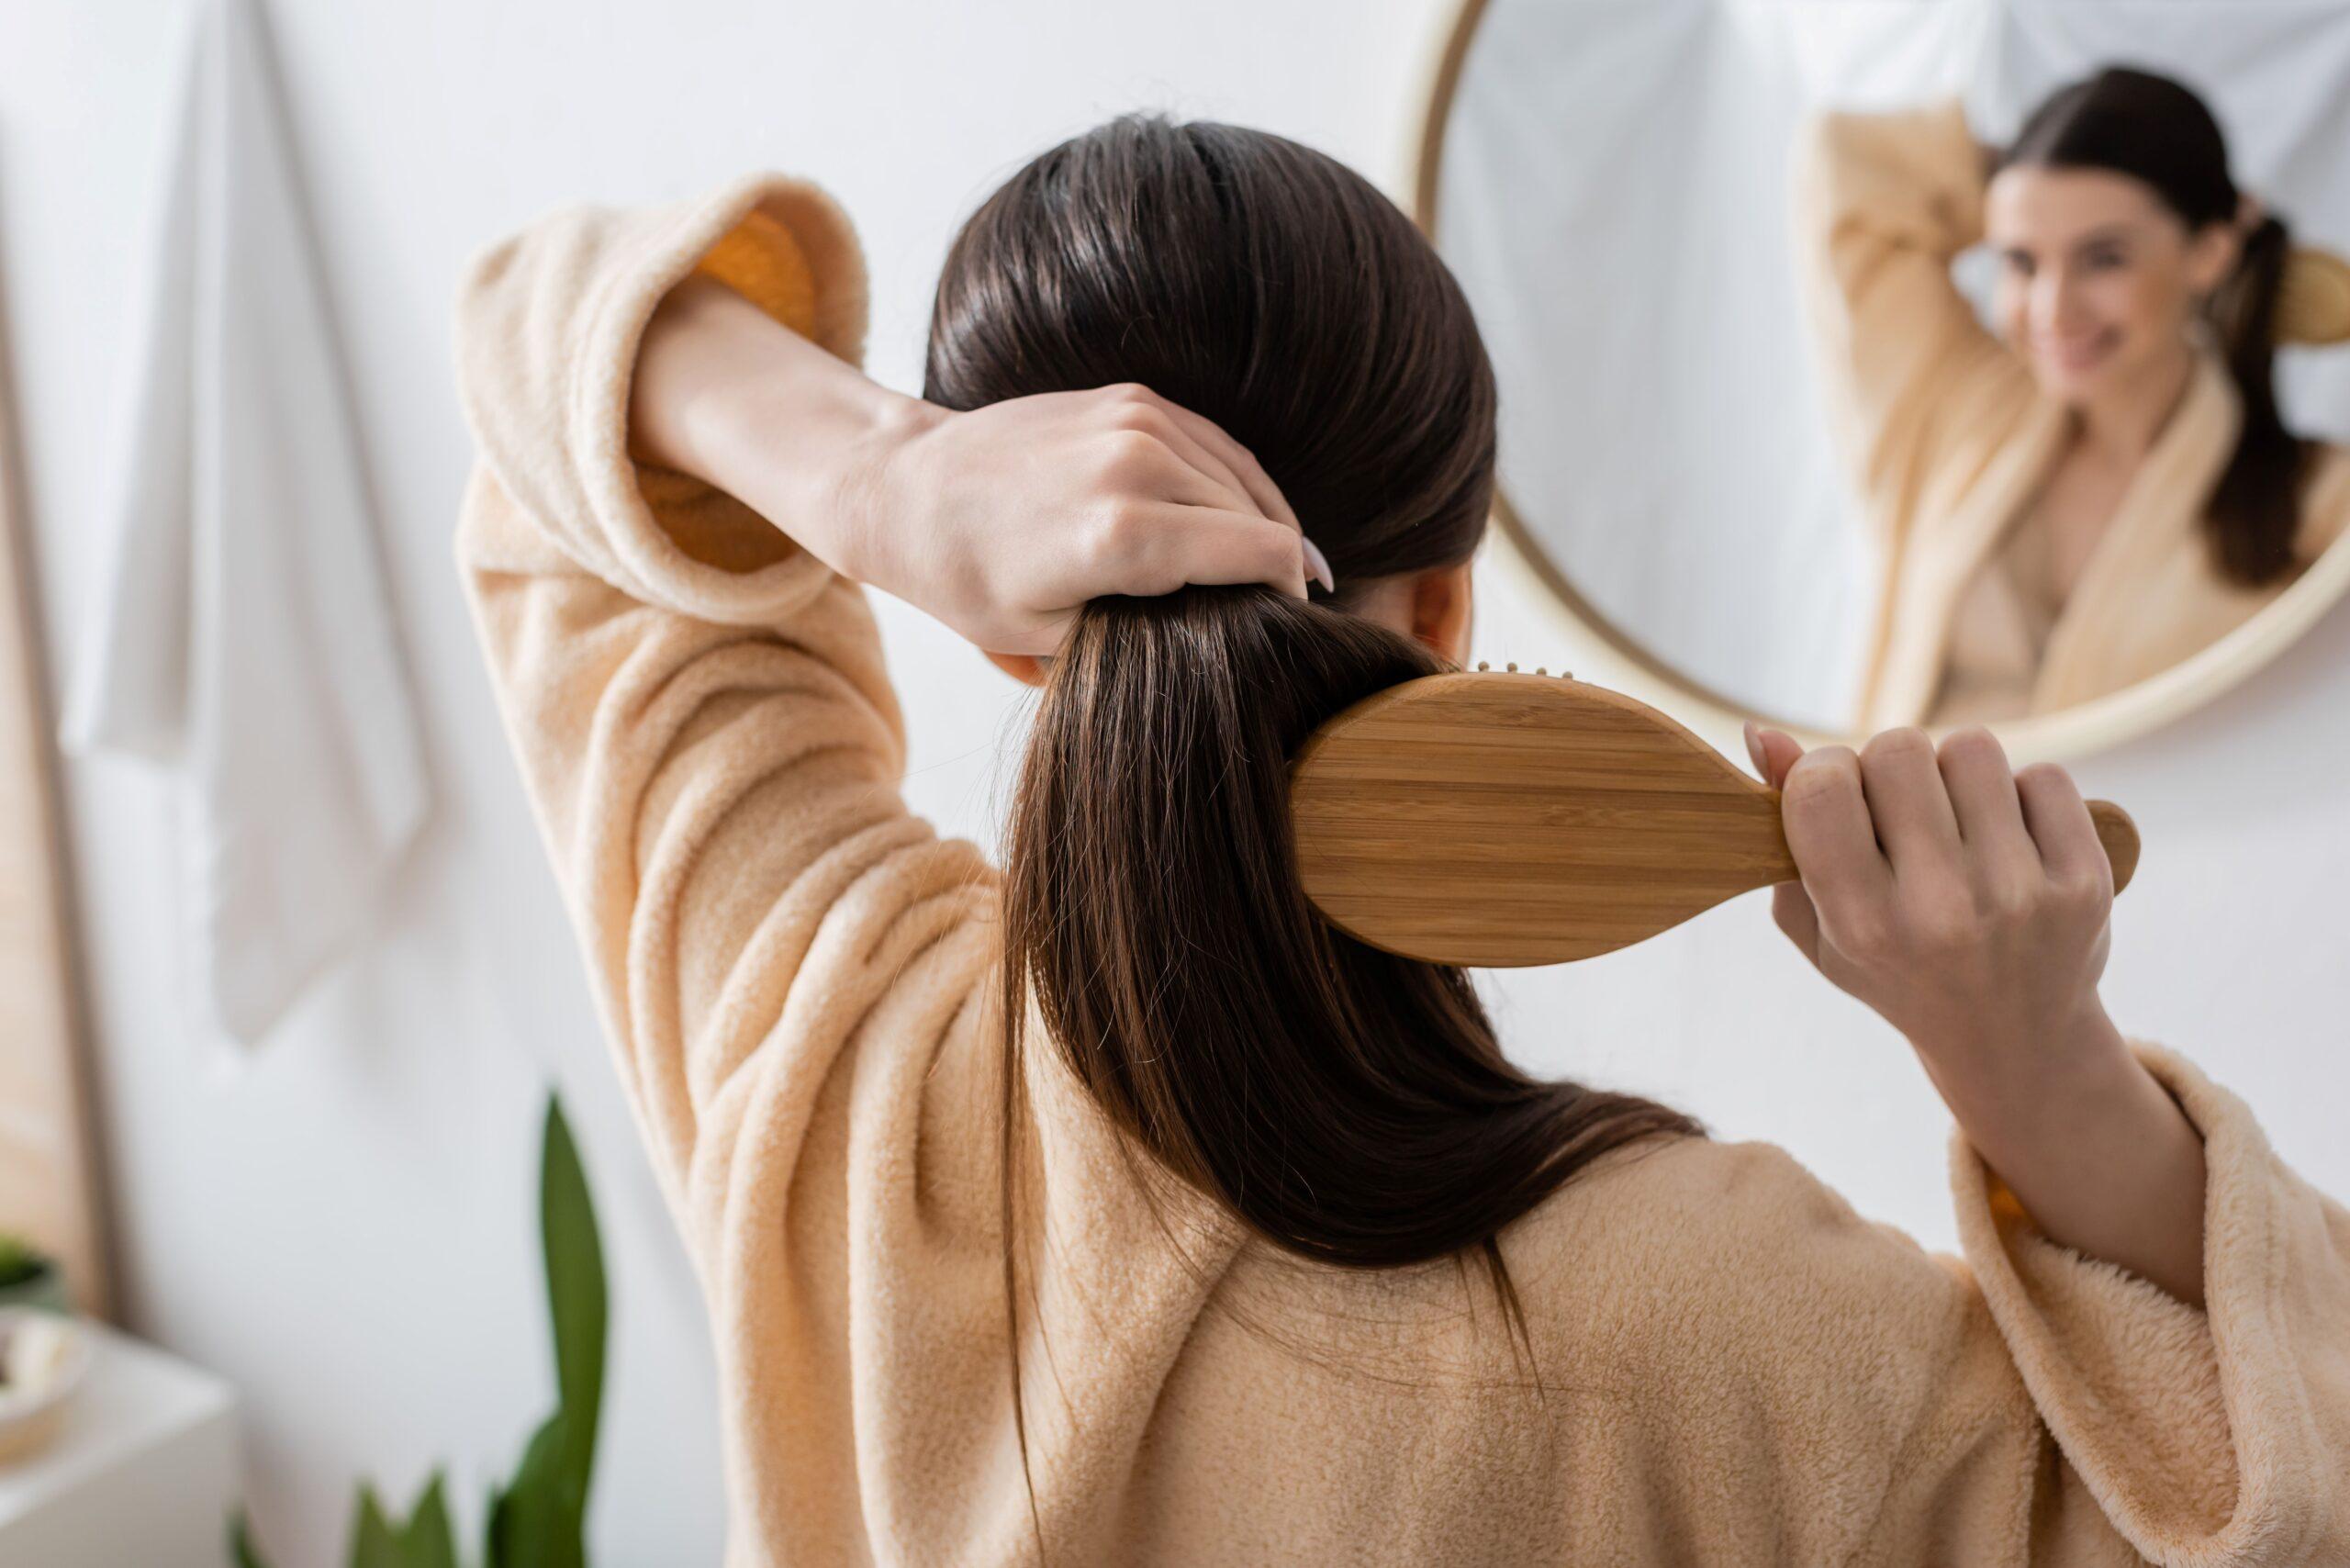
450 174 1002 1264
1946 1043 2350 1564
1718 1041 2350 1565
1793 99 2028 537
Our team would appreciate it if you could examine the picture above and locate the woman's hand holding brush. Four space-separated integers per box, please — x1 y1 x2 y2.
1745 722 2210 1307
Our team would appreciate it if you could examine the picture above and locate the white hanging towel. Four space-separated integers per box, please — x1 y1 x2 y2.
63 0 430 1047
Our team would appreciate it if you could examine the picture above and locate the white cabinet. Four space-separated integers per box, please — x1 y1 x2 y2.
0 1326 238 1568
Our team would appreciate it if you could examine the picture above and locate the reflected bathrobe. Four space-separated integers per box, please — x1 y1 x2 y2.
1796 100 2350 732
453 171 2350 1566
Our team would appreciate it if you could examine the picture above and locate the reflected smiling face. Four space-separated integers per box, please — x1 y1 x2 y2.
1985 165 2240 406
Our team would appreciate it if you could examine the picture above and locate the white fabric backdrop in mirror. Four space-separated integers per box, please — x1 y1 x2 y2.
1438 0 2350 730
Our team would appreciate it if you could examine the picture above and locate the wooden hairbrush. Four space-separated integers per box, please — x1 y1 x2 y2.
1288 670 2141 967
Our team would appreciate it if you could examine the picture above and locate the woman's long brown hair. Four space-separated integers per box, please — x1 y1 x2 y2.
2002 65 2311 587
923 114 1700 1553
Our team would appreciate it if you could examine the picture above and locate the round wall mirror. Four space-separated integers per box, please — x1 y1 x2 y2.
1416 0 2350 756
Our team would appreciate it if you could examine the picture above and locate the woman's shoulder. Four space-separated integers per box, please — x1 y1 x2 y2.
1526 1129 1887 1229
1488 1126 2031 1527
1507 1131 1994 1378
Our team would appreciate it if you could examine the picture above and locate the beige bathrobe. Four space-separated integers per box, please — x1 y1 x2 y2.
454 171 2350 1566
1796 100 2350 731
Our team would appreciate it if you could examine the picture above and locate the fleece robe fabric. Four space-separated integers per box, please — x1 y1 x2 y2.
1795 99 2350 733
453 171 2350 1567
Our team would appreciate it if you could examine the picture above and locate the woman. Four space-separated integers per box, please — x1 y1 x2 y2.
454 117 2348 1564
1797 66 2350 729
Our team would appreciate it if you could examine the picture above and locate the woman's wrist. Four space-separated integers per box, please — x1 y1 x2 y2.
1921 1003 2209 1305
1909 996 2130 1144
630 274 938 583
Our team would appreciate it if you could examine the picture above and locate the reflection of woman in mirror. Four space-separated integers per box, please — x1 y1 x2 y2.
1799 67 2350 729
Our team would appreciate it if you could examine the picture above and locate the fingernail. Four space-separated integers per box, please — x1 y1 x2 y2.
1742 720 1766 777
1301 535 1336 595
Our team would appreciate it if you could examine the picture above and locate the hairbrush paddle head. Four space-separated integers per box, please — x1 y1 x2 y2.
1287 671 2139 967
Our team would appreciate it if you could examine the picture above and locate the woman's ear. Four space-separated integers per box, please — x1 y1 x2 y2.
2187 218 2245 299
985 649 1051 687
1411 561 1476 666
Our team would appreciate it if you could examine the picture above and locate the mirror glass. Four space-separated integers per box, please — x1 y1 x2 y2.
1428 0 2350 736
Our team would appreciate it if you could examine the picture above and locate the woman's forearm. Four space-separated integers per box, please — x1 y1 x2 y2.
626 269 1306 657
1919 1007 2209 1308
627 274 934 580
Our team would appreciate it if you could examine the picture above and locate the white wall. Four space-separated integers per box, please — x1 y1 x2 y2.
1 2 2344 1564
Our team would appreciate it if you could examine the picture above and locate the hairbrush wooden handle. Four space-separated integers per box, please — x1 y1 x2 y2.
1737 794 2139 893
1289 672 2141 968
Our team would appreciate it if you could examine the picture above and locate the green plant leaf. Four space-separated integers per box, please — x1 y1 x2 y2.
539 1095 607 1508
487 1098 605 1568
398 1472 460 1568
487 1412 584 1568
237 1096 611 1568
229 1510 273 1568
349 1486 403 1568
0 1233 45 1290
483 1481 506 1568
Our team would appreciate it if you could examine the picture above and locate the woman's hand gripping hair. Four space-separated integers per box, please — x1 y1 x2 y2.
1745 722 2210 1307
629 274 1317 656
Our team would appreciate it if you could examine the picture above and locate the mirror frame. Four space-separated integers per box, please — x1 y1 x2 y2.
1406 0 2350 763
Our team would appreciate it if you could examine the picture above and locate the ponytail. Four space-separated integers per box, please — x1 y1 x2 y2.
2205 212 2311 587
1002 586 1694 1282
